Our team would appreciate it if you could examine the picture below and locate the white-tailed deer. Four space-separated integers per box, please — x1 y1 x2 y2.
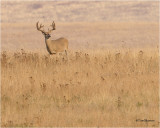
36 21 68 55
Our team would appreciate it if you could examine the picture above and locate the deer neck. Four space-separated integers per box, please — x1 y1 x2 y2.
45 38 52 54
45 38 51 45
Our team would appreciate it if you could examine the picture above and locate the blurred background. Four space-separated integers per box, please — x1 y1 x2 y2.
1 0 159 51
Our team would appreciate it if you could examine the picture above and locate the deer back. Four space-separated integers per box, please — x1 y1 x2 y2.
48 37 68 53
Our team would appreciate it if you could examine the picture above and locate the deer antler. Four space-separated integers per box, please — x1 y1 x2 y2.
48 21 56 34
36 21 47 34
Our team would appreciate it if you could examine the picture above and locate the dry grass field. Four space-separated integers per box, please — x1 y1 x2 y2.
1 49 159 127
1 0 159 127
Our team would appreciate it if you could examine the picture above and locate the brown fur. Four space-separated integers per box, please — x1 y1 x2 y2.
45 37 68 54
36 21 69 55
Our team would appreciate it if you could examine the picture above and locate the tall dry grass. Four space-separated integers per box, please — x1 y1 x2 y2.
1 49 159 127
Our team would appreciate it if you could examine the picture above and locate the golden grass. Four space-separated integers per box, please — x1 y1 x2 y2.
1 49 159 127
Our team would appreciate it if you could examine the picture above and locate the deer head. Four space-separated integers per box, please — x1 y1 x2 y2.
36 20 68 55
36 21 56 39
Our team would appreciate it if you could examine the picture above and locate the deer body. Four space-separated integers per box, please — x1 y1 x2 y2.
36 21 68 55
45 37 68 54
